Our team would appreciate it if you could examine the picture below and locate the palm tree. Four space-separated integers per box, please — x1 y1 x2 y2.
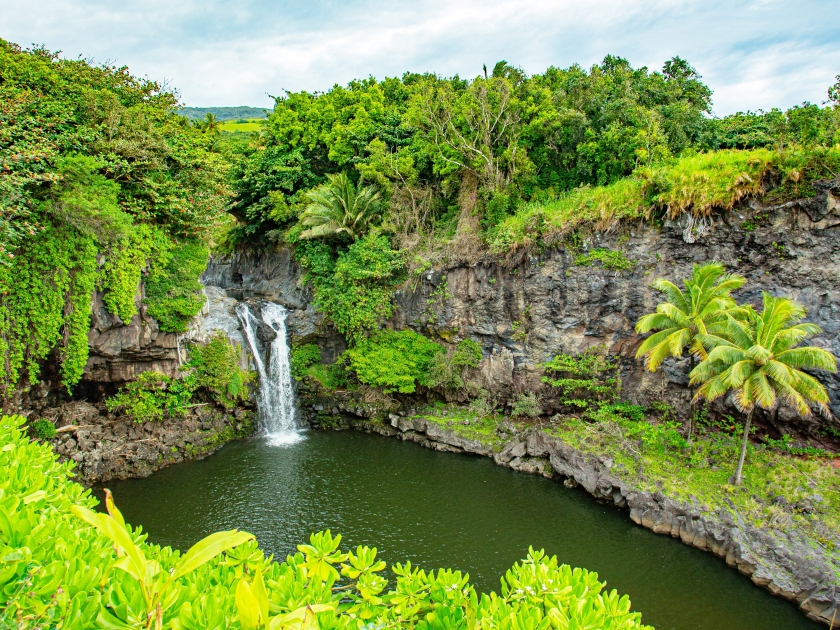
201 112 221 134
691 293 837 484
298 173 381 240
635 262 746 441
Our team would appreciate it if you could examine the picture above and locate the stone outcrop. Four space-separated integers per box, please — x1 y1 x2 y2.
38 400 254 485
85 289 181 382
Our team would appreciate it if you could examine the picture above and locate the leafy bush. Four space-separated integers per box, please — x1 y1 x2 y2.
144 240 209 333
468 390 496 418
297 233 405 342
426 338 484 394
105 371 196 422
511 392 542 419
291 343 322 380
187 332 253 408
29 418 56 440
0 413 653 629
595 402 647 423
542 345 619 410
345 329 444 393
452 338 483 367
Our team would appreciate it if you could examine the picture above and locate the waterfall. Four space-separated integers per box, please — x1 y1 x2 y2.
235 302 302 446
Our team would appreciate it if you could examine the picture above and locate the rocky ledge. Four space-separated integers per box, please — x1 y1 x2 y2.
314 411 840 626
37 401 255 485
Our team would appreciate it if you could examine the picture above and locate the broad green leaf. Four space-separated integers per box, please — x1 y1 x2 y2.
236 579 261 629
172 529 255 580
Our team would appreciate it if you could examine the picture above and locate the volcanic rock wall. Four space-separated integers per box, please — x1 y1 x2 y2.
203 178 840 432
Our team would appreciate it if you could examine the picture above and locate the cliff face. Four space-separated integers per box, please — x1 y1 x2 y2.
85 289 181 383
203 178 840 432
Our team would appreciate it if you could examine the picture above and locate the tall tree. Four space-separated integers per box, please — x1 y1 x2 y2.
635 262 746 441
691 293 837 484
298 173 381 240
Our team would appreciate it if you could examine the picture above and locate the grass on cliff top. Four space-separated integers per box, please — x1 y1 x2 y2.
488 145 840 251
547 413 840 544
415 402 840 551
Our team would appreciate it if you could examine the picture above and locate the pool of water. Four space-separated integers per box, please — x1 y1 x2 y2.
94 430 819 630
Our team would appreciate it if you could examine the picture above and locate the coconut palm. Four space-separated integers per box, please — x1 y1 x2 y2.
298 173 381 240
201 112 221 135
635 262 746 440
691 293 837 484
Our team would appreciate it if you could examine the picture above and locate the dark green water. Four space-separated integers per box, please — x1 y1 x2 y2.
95 431 819 630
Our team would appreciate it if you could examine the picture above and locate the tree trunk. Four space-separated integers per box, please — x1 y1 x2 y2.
687 355 696 444
733 409 753 485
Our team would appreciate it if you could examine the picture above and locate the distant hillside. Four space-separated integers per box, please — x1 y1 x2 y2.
179 106 270 121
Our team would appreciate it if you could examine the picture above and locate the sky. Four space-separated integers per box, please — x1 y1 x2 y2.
2 0 839 116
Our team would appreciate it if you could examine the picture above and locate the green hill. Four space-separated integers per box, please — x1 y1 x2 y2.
179 106 269 121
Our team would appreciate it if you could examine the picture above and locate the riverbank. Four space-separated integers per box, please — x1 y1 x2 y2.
303 400 840 626
35 400 255 485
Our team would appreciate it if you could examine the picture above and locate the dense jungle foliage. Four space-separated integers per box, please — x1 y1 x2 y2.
0 40 229 394
1 414 653 629
2 37 838 398
227 58 839 248
223 58 839 346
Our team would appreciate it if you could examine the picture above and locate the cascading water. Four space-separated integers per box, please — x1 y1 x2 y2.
236 302 302 446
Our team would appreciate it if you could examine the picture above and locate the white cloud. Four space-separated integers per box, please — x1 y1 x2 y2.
1 0 837 113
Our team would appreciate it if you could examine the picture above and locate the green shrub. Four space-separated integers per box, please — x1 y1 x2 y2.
291 343 322 381
511 392 542 419
0 412 653 629
595 402 647 423
187 332 253 408
29 418 56 440
297 232 405 342
542 345 619 410
426 338 484 394
144 240 209 333
467 390 496 419
452 338 483 368
105 371 196 422
345 329 444 393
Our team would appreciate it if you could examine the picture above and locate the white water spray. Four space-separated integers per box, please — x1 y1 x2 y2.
236 302 302 446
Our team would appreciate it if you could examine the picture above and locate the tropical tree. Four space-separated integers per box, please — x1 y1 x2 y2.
298 172 381 240
204 112 222 134
691 293 837 484
635 262 746 440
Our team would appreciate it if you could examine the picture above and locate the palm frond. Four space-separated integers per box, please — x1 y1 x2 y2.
635 313 676 334
651 279 689 313
775 346 837 372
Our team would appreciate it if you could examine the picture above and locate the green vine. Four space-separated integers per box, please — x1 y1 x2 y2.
0 225 97 393
144 240 209 333
99 225 155 323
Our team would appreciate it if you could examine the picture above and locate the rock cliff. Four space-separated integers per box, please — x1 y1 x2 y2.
203 178 840 433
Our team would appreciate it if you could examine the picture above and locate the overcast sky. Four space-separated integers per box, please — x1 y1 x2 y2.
2 0 838 115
